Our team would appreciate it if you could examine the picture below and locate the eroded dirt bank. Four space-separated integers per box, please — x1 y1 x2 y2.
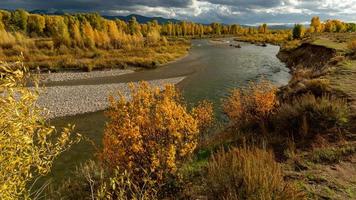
277 43 337 70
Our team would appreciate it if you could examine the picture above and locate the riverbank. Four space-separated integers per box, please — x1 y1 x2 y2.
37 76 185 119
2 38 191 72
181 34 356 200
276 33 356 199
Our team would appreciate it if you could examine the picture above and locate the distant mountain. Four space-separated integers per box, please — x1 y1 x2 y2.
268 25 294 30
31 9 65 15
30 10 180 24
241 24 293 30
104 14 181 24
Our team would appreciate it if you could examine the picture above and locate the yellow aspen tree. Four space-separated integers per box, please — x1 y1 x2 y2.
106 20 121 48
311 16 322 33
82 21 95 49
27 14 45 36
69 21 83 48
0 62 80 199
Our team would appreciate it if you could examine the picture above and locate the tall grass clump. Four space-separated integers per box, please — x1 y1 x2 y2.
0 30 16 48
275 94 349 141
204 147 304 200
53 161 158 200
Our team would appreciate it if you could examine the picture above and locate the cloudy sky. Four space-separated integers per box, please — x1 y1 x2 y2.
0 0 355 25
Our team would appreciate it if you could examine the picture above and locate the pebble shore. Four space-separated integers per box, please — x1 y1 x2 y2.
39 69 134 83
35 71 185 119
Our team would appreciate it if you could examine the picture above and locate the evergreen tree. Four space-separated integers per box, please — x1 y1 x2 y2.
293 24 305 39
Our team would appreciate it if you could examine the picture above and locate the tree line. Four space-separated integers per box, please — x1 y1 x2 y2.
0 9 288 50
293 16 356 39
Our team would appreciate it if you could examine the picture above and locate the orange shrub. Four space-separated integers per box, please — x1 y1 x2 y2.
101 82 213 185
192 100 214 131
223 80 278 132
348 40 356 53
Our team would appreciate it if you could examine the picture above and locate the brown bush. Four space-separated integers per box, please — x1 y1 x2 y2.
274 94 349 142
204 147 304 200
347 39 356 53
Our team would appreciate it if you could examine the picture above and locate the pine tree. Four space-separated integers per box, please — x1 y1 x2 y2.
293 24 305 39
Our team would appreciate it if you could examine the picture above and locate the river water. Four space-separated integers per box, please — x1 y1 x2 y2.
47 38 291 183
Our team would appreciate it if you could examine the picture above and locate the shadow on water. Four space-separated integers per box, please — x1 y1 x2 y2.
47 38 291 185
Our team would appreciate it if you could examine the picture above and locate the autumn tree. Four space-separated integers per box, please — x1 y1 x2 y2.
116 19 128 33
85 13 104 30
334 20 346 32
27 14 45 36
82 21 95 49
0 62 80 199
258 24 268 34
128 16 141 35
0 13 4 31
324 20 336 32
68 19 83 48
45 16 71 47
146 28 161 46
347 23 356 32
223 80 277 133
310 16 322 33
11 9 28 32
211 22 221 35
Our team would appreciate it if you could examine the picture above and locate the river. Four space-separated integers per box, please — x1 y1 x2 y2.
47 38 291 184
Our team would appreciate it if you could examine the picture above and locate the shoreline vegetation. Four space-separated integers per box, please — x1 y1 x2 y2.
1 11 356 200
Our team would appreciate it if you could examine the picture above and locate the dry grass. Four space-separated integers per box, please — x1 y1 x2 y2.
275 94 349 143
204 147 305 200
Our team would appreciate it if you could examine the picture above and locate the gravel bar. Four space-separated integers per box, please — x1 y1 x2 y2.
39 69 134 83
36 77 185 119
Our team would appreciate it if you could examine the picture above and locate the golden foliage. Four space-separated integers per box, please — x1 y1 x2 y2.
0 62 80 199
223 80 278 129
192 100 214 132
204 147 305 200
101 82 212 185
348 40 356 53
146 29 161 46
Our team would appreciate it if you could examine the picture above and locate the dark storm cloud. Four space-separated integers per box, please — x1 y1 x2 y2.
0 0 192 11
0 0 355 24
200 0 283 8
